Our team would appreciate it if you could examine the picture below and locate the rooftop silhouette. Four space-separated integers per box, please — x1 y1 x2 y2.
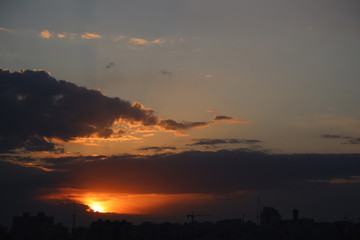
1 207 359 240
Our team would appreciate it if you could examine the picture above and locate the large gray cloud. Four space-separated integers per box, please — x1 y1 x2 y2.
0 69 211 153
4 150 360 195
67 150 360 194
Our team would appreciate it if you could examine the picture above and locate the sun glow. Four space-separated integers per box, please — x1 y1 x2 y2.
89 203 105 213
41 188 217 214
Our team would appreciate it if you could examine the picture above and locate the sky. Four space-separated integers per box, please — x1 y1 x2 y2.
1 0 360 227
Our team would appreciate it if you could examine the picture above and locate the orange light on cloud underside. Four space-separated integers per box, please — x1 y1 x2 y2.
41 188 215 214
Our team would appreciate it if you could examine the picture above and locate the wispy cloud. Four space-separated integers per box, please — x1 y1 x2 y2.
213 115 251 123
56 33 66 38
113 35 126 41
129 37 149 46
39 30 52 39
294 113 360 130
188 138 262 147
81 32 102 39
152 39 164 44
138 146 177 152
310 176 360 184
127 37 166 49
321 134 350 139
39 30 101 40
348 138 360 144
35 30 193 51
0 27 13 33
322 134 360 145
58 32 78 39
105 62 115 69
160 70 173 75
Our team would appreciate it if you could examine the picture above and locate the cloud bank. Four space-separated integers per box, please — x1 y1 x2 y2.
4 149 359 195
1 150 360 223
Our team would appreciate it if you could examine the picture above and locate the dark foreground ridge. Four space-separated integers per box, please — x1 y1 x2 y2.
1 207 360 240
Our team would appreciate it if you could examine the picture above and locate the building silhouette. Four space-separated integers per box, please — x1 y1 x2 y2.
260 207 282 226
4 209 360 240
10 212 68 240
89 219 132 240
292 209 299 223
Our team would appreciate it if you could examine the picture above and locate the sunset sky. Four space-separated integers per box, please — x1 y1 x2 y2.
1 0 360 227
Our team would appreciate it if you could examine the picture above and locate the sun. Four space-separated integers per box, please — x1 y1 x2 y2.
89 204 105 213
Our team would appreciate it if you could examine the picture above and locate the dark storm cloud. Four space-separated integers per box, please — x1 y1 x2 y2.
188 138 262 146
58 150 360 195
321 134 360 144
0 69 213 153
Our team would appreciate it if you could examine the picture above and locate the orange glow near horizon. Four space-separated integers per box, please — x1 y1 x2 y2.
41 188 215 214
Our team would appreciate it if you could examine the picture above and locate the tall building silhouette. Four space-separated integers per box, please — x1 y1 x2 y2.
260 207 281 226
11 212 68 240
292 209 299 222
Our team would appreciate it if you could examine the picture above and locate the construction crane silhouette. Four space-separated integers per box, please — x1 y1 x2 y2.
187 211 212 239
187 211 212 224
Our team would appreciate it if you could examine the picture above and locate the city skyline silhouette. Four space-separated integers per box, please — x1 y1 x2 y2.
1 1 360 238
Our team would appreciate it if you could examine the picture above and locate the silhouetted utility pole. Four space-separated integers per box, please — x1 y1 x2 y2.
72 203 76 232
256 197 262 225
